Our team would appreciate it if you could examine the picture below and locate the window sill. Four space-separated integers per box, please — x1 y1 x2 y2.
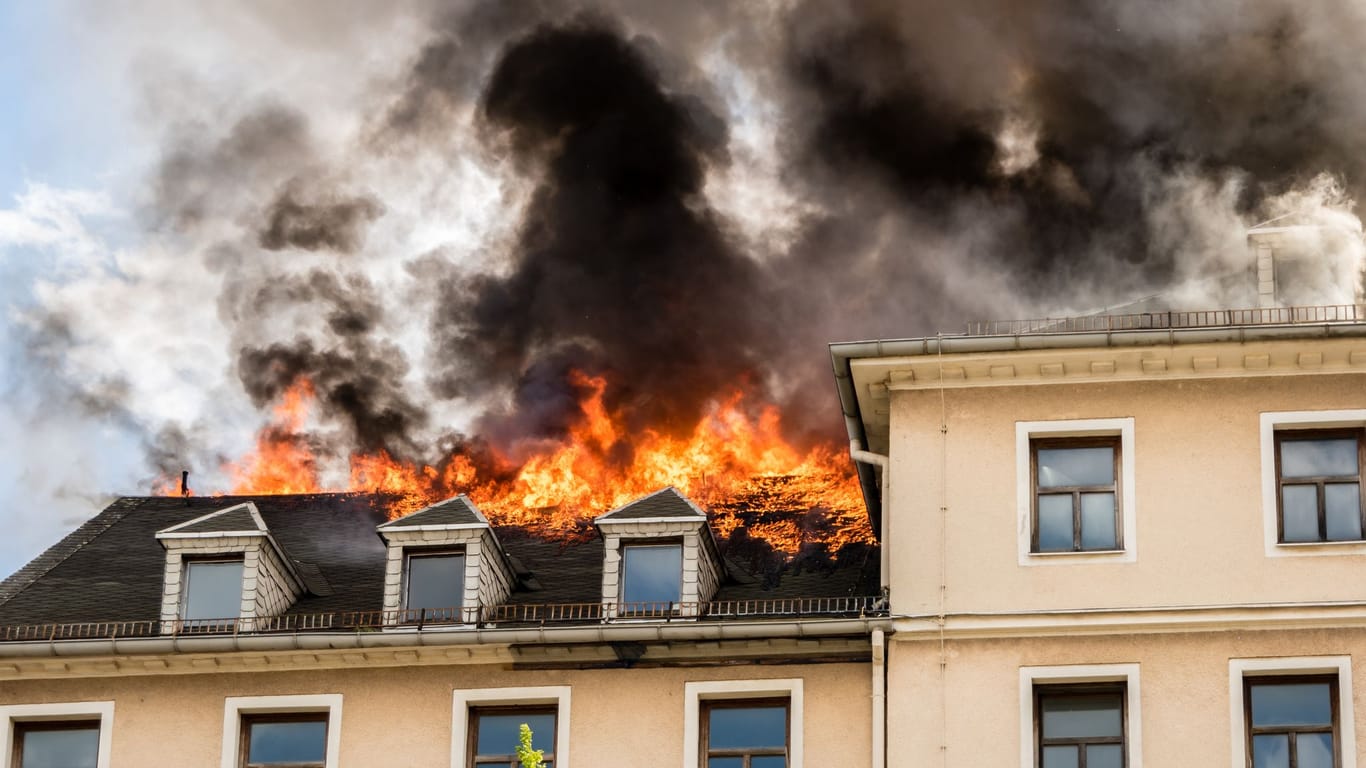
1270 540 1366 557
1021 549 1133 566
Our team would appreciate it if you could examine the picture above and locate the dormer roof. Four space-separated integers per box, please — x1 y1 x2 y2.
377 495 488 531
156 502 268 538
594 487 707 525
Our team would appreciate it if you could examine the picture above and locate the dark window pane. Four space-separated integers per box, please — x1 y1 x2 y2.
1297 732 1334 768
1325 483 1363 540
1037 495 1074 552
18 727 99 768
1281 486 1320 542
475 713 556 754
1086 744 1123 768
1038 447 1114 487
1041 745 1079 768
247 720 327 763
1281 438 1358 478
751 757 787 768
1252 734 1290 768
708 759 743 768
1080 493 1117 549
1041 694 1122 739
183 561 243 620
707 705 786 750
1250 683 1333 726
621 545 682 604
406 553 464 612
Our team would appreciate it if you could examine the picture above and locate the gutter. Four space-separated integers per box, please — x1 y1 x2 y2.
870 627 888 768
0 617 894 660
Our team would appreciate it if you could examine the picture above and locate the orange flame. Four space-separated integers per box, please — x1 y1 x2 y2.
172 372 874 554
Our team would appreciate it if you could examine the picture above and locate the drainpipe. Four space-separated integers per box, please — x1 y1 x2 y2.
849 440 891 591
871 627 887 768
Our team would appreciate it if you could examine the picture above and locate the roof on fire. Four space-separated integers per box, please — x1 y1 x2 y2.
0 493 879 629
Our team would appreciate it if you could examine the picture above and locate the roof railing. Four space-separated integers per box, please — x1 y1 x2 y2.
965 304 1366 337
0 596 888 642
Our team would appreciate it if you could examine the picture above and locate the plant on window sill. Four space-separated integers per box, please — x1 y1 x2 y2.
517 723 546 768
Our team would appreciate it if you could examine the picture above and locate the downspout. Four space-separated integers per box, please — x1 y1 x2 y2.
871 627 887 768
850 440 890 592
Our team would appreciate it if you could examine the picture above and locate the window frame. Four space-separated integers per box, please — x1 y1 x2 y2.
239 712 329 768
699 696 790 766
1017 419 1137 565
401 546 468 623
1019 664 1141 768
0 702 114 768
466 704 558 768
683 679 803 768
1273 427 1366 544
1030 436 1124 553
180 555 246 626
1260 410 1366 557
220 695 342 768
1033 684 1127 768
618 539 684 616
1242 674 1339 768
1229 656 1357 768
451 687 572 768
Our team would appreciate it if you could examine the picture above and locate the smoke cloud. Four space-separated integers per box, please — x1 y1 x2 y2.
4 0 1366 570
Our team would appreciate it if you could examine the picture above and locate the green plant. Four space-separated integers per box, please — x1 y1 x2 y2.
516 722 546 768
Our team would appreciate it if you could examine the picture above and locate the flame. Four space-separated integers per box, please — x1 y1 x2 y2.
174 372 875 554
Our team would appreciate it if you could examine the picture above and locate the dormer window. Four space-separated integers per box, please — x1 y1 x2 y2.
595 487 724 620
404 549 466 622
155 502 304 634
182 557 245 626
376 495 515 627
620 542 682 612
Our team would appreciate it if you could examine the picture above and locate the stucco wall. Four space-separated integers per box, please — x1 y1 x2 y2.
889 372 1366 614
0 661 869 767
887 627 1366 766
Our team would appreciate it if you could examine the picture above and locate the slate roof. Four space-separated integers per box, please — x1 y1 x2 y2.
0 492 880 630
377 495 485 529
158 503 264 535
595 487 706 522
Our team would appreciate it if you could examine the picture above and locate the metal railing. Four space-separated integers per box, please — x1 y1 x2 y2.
0 596 887 642
966 304 1366 337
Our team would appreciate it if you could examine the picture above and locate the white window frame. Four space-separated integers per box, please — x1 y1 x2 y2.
1229 655 1356 768
451 686 571 768
1260 410 1366 557
1019 664 1141 768
1017 418 1137 565
683 678 803 768
220 694 342 768
0 701 114 768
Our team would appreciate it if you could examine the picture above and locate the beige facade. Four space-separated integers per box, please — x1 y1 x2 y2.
0 655 870 767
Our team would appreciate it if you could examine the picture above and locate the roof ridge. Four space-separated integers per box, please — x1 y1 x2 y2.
0 498 139 607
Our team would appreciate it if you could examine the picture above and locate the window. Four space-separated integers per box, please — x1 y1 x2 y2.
0 702 114 768
467 707 557 767
1019 665 1141 768
1229 657 1356 768
1035 686 1126 768
1275 430 1365 543
1032 438 1122 553
451 687 571 768
181 558 244 625
221 695 341 768
684 679 804 768
1244 677 1338 768
12 722 100 768
620 543 682 612
700 698 789 767
240 714 328 768
403 549 466 622
1017 419 1136 565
